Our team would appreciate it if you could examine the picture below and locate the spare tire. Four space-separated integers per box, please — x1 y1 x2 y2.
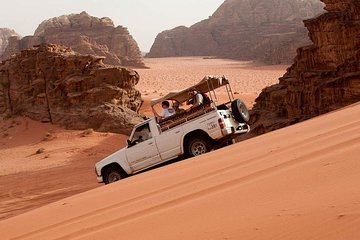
231 99 250 123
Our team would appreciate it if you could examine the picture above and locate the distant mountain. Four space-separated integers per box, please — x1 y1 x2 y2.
0 28 20 56
147 0 324 64
1 12 145 68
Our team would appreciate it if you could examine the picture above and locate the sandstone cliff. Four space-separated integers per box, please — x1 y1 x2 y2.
249 0 360 136
0 44 143 134
147 0 324 64
0 28 20 56
1 12 145 68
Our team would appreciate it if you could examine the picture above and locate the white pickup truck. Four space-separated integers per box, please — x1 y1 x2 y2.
95 76 250 184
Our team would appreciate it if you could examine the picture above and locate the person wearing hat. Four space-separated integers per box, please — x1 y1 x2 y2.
186 89 204 108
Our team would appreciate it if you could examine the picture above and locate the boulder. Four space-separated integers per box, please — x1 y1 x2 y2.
0 44 144 134
249 0 360 136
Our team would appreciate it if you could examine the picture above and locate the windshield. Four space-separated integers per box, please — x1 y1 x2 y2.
129 123 152 145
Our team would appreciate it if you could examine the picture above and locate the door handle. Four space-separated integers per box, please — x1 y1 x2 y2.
175 131 180 134
148 142 154 145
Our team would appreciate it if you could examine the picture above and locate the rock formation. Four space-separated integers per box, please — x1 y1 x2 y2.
147 0 324 64
0 28 20 56
0 44 144 134
1 12 145 68
249 0 360 136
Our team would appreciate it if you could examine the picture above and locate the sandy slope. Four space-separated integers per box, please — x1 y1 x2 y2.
0 117 128 220
1 103 359 240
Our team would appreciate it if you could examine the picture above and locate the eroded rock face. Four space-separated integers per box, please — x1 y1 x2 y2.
147 0 324 64
0 28 20 56
0 44 143 134
249 0 360 136
1 12 145 68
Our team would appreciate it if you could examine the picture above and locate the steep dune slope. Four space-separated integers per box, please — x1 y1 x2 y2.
1 103 360 239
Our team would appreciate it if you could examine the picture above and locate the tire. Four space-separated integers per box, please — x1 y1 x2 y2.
186 136 212 157
103 166 122 184
231 99 250 123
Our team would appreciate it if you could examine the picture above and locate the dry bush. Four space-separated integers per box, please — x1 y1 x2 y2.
80 128 94 137
43 130 56 141
36 148 45 154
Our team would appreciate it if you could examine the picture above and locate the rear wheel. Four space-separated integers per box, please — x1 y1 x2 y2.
186 136 212 157
231 99 250 123
103 166 122 184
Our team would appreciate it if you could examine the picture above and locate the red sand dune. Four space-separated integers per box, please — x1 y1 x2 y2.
1 102 359 240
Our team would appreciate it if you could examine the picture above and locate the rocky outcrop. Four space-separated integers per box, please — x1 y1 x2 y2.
147 0 324 64
0 28 20 56
0 44 144 134
1 12 145 68
249 0 360 136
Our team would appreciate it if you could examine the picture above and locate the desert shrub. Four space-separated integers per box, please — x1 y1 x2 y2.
36 148 45 154
81 128 94 137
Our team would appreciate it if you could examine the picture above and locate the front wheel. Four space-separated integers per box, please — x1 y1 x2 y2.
186 136 212 157
103 166 122 184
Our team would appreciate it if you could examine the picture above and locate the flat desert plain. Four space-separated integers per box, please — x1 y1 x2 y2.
2 57 359 239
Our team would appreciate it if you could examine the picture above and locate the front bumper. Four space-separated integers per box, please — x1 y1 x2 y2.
97 176 104 183
95 167 104 183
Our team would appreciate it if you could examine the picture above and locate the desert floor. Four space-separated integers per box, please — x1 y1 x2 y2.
0 117 128 220
0 59 277 217
1 57 359 239
0 57 287 222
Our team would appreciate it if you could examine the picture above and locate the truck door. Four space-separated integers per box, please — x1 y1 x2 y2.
155 126 184 160
126 123 161 171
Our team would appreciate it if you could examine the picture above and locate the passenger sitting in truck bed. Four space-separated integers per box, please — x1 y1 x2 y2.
152 100 175 120
186 89 211 108
173 100 185 114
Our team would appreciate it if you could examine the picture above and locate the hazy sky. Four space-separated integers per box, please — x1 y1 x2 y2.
0 0 224 52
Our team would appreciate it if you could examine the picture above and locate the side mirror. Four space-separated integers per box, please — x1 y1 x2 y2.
127 139 132 146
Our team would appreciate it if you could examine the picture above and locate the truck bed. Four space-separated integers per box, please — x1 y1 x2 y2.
159 105 215 131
